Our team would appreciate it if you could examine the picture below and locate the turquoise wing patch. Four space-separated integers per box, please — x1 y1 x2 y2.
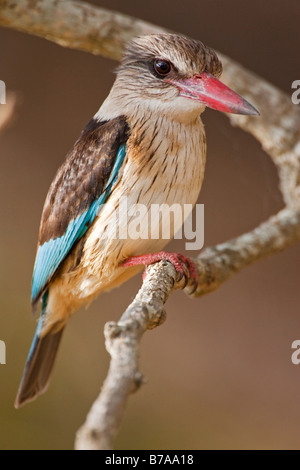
31 144 126 304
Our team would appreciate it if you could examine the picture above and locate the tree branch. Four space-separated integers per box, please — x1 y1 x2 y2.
75 261 178 450
220 57 300 208
2 0 300 450
192 208 300 296
0 0 163 60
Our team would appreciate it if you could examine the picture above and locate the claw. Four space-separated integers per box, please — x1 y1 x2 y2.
186 279 198 295
177 254 198 291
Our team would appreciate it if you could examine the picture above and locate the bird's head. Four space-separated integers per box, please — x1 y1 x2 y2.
101 34 259 123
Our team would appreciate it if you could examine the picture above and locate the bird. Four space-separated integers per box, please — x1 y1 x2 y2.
15 33 259 408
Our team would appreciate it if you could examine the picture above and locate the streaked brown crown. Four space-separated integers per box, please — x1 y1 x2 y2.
120 33 222 79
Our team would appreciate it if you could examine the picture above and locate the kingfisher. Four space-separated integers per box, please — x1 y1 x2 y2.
15 34 258 408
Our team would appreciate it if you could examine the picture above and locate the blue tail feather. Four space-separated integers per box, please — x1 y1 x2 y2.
15 292 64 408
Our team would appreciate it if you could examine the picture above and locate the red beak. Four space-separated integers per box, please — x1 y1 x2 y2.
169 71 259 115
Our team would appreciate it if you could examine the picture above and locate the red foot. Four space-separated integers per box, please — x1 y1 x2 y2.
122 251 198 291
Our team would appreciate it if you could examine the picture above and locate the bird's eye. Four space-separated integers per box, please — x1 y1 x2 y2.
153 59 172 76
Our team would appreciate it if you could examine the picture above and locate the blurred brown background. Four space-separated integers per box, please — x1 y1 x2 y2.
0 0 299 450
